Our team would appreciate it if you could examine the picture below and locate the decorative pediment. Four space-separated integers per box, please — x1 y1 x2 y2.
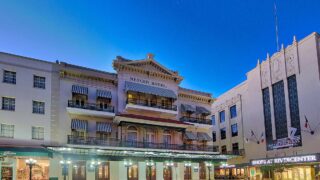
113 53 183 83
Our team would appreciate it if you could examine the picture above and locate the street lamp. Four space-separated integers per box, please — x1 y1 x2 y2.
25 158 37 180
184 162 192 180
60 160 72 180
124 160 133 180
89 160 101 180
146 160 155 180
205 162 213 180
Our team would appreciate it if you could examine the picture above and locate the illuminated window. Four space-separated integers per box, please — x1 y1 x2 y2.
32 126 44 140
0 124 14 138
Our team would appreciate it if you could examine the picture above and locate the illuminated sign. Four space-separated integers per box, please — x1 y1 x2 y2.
251 155 318 166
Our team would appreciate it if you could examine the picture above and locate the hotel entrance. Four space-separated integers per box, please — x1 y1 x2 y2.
274 166 314 180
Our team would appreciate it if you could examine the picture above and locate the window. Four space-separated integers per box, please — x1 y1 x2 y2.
96 162 110 180
219 111 225 123
221 145 227 154
3 70 16 84
220 128 226 140
33 101 45 114
232 143 239 153
272 81 288 139
0 124 14 138
211 115 216 125
231 124 238 137
33 75 46 89
212 131 216 142
288 75 301 137
32 127 44 140
262 87 273 150
2 97 15 111
230 105 237 118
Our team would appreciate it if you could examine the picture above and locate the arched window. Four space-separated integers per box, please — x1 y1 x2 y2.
127 126 138 142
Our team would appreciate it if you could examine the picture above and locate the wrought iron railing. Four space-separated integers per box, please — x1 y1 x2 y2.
67 135 218 152
67 100 114 113
224 149 245 156
180 116 212 125
126 98 177 111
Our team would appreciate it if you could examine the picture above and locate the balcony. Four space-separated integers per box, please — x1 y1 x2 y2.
67 135 218 152
125 98 178 116
180 116 212 125
223 149 245 156
66 100 115 118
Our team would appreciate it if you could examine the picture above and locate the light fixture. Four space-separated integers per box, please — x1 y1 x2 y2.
146 160 155 166
165 161 174 167
124 160 133 167
184 162 192 167
25 158 37 180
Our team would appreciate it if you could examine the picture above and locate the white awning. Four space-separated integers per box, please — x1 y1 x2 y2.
125 81 177 99
197 132 212 141
72 85 88 95
71 119 88 131
181 104 196 113
185 131 197 140
97 89 112 99
96 122 112 133
196 106 211 116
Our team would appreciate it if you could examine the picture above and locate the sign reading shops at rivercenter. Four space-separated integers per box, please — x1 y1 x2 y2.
251 154 319 166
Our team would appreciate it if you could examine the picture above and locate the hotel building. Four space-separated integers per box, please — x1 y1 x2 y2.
0 52 233 180
212 32 320 179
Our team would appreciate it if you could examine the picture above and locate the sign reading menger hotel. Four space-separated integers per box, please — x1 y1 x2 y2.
129 77 167 88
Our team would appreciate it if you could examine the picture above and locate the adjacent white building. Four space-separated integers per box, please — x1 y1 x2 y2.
212 32 320 179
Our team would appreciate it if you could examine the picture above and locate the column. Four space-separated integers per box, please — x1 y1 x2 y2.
86 161 95 180
138 162 146 180
156 162 163 180
192 163 199 180
49 156 61 179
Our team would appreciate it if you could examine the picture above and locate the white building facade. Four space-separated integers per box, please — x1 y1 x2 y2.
0 52 232 180
212 32 320 179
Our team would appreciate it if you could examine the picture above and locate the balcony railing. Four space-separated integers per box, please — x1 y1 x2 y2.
223 149 245 156
67 135 218 152
68 100 114 113
180 116 212 125
126 98 177 111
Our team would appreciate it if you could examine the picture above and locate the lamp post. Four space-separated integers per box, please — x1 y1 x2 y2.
205 162 213 180
184 162 192 180
165 161 174 180
146 160 155 180
124 160 133 180
25 158 37 180
60 160 72 180
90 160 101 180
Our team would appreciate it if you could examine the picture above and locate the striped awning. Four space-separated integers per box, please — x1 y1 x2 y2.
72 85 88 95
185 131 197 140
96 89 112 99
125 81 177 99
196 106 211 116
197 132 212 141
180 104 196 113
96 122 112 133
71 119 88 131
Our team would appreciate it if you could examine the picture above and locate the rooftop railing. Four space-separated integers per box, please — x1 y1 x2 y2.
126 98 177 111
67 135 218 152
180 116 212 125
67 100 114 113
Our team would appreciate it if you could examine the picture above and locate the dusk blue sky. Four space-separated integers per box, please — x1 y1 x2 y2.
1 0 320 96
